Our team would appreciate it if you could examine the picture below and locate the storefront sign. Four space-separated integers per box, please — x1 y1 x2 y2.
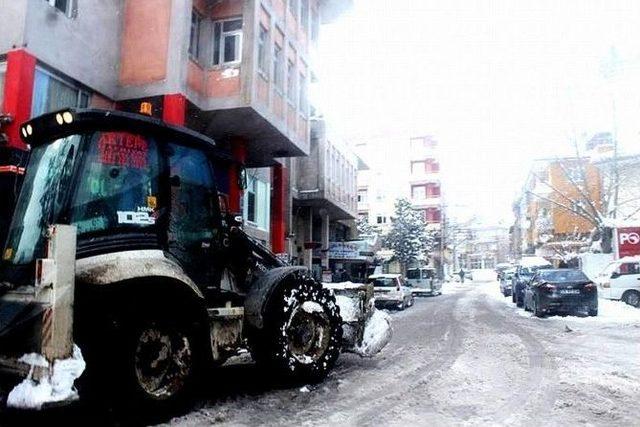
616 227 640 258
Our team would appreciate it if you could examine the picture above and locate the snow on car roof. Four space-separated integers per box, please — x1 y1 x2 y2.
518 256 552 267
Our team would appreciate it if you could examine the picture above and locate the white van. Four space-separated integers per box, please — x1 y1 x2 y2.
595 256 640 307
406 267 442 296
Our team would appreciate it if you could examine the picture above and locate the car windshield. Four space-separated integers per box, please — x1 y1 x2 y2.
538 270 589 282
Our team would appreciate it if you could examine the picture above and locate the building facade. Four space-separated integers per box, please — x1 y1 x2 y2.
355 135 442 232
290 118 359 279
516 157 601 261
0 0 351 253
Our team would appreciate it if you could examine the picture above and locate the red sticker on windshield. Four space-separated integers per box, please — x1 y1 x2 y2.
98 132 148 169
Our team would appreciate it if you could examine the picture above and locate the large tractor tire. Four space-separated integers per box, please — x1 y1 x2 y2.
250 274 342 382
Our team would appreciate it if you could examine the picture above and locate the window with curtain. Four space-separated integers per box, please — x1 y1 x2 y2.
31 69 90 117
213 19 243 65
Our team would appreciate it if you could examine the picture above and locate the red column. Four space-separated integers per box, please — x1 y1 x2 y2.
270 163 287 254
162 93 186 126
2 49 36 150
228 138 246 213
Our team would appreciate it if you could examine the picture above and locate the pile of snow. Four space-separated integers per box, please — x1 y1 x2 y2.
352 309 392 357
334 295 360 322
301 301 324 314
471 269 497 282
7 345 86 410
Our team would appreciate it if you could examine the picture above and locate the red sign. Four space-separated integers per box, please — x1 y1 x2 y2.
616 227 640 258
98 132 148 169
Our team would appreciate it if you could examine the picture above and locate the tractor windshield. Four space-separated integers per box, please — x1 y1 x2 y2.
3 131 160 266
3 135 81 265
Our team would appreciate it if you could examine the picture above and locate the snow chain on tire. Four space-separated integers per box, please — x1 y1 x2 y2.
250 273 343 382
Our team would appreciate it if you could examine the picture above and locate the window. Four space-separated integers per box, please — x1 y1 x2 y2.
358 189 368 203
46 0 75 18
412 184 427 200
213 19 243 65
376 215 387 224
31 69 90 117
69 132 160 236
287 58 296 104
298 72 307 114
189 10 202 60
243 173 270 230
300 0 309 31
311 8 319 42
273 43 284 91
167 144 218 278
427 184 441 197
289 0 299 17
257 25 269 77
411 161 426 174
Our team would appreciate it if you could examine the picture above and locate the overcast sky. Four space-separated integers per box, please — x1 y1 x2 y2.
313 0 640 225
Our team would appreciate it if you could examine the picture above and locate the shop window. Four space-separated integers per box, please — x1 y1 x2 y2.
31 69 90 117
213 18 243 65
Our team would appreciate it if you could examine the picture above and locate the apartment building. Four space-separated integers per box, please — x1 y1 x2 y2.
291 118 359 279
0 0 351 252
356 135 443 230
516 158 601 259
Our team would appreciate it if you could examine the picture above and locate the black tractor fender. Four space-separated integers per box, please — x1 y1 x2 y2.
244 266 309 330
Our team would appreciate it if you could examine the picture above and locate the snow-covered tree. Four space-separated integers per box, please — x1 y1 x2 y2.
384 198 436 271
356 216 376 238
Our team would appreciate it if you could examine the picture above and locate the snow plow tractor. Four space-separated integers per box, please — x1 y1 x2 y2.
0 109 391 410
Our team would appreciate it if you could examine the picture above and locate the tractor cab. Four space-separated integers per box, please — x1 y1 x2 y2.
2 109 241 292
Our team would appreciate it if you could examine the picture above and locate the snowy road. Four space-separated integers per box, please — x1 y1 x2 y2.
2 280 640 426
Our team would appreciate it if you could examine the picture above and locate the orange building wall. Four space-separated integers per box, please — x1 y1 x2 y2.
549 162 601 234
119 0 171 86
206 69 241 97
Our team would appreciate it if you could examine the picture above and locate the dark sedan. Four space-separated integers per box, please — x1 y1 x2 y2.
523 269 598 317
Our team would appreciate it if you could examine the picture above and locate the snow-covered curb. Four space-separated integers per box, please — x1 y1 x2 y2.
477 281 640 324
7 344 86 410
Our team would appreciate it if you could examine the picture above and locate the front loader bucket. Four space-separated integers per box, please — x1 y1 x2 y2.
323 282 392 357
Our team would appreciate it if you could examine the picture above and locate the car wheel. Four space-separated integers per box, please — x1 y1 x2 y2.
533 298 544 318
516 294 523 308
397 300 406 310
250 274 342 382
622 290 640 308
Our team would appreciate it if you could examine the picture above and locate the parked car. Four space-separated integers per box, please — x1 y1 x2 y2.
523 269 598 317
406 267 442 296
512 258 552 307
367 274 414 310
495 262 512 281
594 257 640 307
500 269 515 296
